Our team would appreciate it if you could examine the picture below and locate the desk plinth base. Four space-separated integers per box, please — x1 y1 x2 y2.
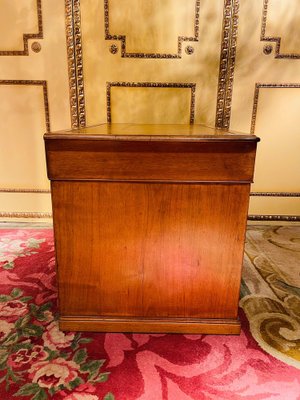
59 316 241 335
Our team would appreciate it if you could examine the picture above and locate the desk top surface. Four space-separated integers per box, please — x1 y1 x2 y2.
45 123 259 142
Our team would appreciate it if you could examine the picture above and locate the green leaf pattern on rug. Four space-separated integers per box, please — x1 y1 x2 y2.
104 393 115 400
0 287 112 399
0 237 45 270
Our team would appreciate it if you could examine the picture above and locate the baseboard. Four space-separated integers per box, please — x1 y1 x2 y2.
59 315 241 335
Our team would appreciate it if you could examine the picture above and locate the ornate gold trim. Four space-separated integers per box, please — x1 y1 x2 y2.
0 80 50 131
248 215 300 222
31 42 42 53
0 212 52 219
0 0 43 56
104 0 200 59
215 0 240 129
261 0 300 59
0 189 50 193
251 83 300 133
106 82 196 124
65 0 86 128
65 0 79 128
250 192 300 197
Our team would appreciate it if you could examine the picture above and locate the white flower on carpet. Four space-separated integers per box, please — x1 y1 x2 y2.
0 237 45 269
29 358 79 389
42 321 75 351
43 310 55 322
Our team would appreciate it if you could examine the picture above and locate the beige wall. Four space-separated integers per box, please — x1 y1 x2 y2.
0 0 299 220
0 0 71 219
230 0 300 218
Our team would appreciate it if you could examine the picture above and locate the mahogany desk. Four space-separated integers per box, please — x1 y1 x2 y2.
44 124 259 334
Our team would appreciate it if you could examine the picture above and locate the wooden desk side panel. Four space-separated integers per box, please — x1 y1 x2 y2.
51 182 250 322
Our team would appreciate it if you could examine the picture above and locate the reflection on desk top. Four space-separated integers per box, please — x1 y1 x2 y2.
45 123 260 142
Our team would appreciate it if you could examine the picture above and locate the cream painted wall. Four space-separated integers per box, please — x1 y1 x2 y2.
80 0 223 127
0 0 299 220
0 0 71 219
231 0 300 217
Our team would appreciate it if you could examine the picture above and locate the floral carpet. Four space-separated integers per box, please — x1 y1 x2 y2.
240 225 300 370
0 227 300 400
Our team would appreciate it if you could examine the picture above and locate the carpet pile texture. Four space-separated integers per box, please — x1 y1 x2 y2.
240 225 300 369
0 227 299 400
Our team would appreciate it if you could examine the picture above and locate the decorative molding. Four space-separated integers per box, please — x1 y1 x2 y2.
185 46 195 55
261 0 300 59
0 189 50 193
0 80 50 131
0 188 51 219
65 0 86 129
109 44 118 54
0 212 52 219
250 192 300 197
248 215 300 222
215 0 240 129
263 44 273 55
31 42 42 53
250 87 300 222
65 0 78 128
73 0 85 128
104 0 200 59
106 82 196 124
0 0 43 56
251 83 300 133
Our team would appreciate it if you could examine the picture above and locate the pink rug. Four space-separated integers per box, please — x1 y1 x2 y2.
0 228 299 400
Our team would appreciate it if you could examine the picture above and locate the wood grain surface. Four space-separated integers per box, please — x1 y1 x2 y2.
52 182 250 319
45 140 257 183
59 316 241 334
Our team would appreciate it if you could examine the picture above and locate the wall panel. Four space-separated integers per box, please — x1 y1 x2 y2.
0 83 49 188
230 0 300 219
80 0 224 127
0 0 71 219
0 0 41 55
1 0 299 220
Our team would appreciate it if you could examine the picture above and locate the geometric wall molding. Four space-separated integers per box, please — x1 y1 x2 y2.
260 0 300 59
66 0 240 130
249 84 300 221
251 83 300 133
106 81 196 124
104 0 200 59
0 0 43 56
0 80 50 131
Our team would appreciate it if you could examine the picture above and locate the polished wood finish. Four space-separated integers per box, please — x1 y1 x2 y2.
45 140 256 183
44 122 259 138
59 316 241 334
52 182 249 318
45 123 259 334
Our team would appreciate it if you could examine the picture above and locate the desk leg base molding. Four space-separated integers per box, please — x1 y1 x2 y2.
59 316 241 335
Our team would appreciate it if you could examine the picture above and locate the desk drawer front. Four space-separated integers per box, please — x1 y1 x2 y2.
45 139 257 183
